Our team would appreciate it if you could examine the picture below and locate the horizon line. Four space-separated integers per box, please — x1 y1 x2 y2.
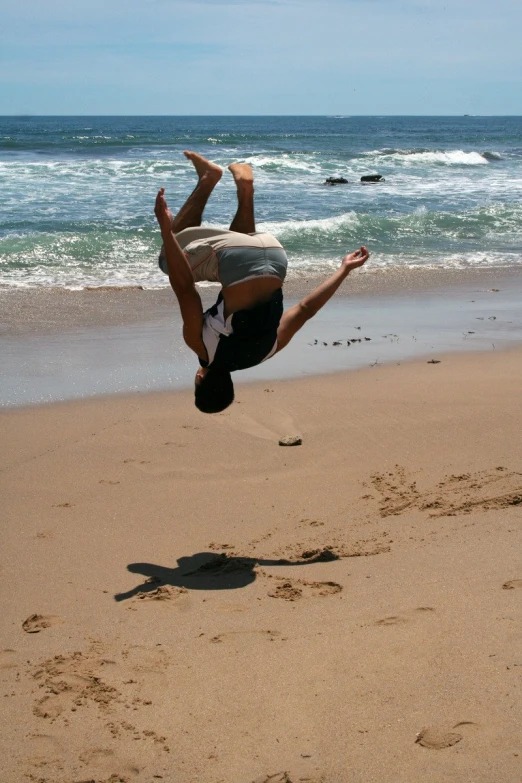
2 113 521 119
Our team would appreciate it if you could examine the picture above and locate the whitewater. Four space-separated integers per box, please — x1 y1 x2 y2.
1 115 521 289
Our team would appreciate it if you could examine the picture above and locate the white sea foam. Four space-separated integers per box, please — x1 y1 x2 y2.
2 117 521 291
243 153 320 173
286 250 522 274
2 247 520 290
258 212 360 240
365 149 489 165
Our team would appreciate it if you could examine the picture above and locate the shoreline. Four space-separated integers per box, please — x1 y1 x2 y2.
4 340 522 418
1 265 521 408
2 265 521 336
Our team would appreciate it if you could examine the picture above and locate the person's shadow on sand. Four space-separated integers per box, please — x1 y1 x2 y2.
114 549 338 601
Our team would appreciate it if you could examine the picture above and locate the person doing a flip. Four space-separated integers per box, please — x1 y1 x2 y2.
155 151 369 413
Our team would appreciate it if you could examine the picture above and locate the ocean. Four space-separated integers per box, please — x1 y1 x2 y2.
1 115 521 290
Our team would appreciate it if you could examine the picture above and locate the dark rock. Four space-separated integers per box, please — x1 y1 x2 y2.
361 174 385 183
324 176 349 185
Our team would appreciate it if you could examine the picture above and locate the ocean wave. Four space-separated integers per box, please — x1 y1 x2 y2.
3 249 519 290
2 203 521 289
286 250 522 275
0 158 187 176
242 153 321 173
259 213 361 248
482 151 502 161
260 203 522 247
364 148 491 165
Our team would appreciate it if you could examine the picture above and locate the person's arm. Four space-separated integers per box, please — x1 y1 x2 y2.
276 246 369 352
154 189 207 359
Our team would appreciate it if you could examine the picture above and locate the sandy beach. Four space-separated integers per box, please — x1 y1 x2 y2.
1 344 522 783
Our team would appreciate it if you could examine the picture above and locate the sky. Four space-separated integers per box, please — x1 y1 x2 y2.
1 0 521 115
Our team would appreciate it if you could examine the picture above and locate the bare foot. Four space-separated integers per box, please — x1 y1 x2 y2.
184 150 222 184
228 163 254 187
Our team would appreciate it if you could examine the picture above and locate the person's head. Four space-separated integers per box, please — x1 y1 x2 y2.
194 366 234 413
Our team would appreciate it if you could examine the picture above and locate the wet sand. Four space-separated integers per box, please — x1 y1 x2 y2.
1 347 522 782
2 265 522 407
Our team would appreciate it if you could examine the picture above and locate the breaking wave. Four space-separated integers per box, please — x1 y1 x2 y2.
364 149 492 165
2 203 521 289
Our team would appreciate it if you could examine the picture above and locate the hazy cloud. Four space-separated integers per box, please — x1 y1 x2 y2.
0 0 520 113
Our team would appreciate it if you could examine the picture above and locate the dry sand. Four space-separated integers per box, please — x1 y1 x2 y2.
1 347 522 782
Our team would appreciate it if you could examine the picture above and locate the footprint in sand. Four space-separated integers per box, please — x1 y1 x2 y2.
268 578 342 601
78 747 141 778
369 465 522 518
503 579 522 590
279 543 390 561
22 614 63 633
416 726 463 749
303 580 343 597
374 607 435 627
33 695 65 719
121 644 170 688
375 616 410 627
0 649 18 670
31 649 121 720
134 584 188 603
33 664 120 719
416 721 478 749
210 629 284 644
253 776 324 783
79 747 116 764
269 583 303 601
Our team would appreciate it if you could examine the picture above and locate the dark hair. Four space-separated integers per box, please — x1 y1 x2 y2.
194 367 234 413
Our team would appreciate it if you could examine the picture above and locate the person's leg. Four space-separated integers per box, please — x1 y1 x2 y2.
171 151 223 233
228 163 256 234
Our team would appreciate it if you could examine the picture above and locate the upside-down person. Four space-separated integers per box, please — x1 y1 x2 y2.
155 151 370 413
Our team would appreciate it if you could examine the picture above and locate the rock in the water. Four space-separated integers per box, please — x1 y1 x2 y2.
279 436 302 447
324 176 348 185
361 174 385 183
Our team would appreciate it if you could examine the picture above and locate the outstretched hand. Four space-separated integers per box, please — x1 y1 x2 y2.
341 246 370 272
154 188 173 233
